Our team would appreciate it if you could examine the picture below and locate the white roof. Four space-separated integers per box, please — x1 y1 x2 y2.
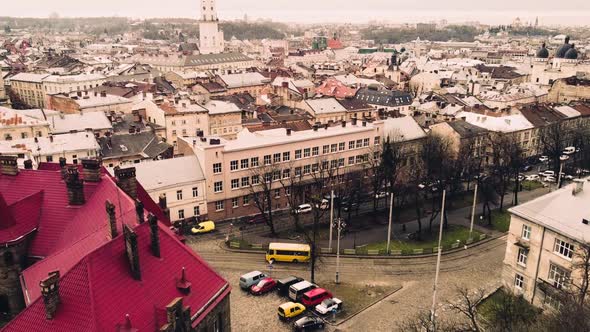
456 111 534 133
0 131 99 156
0 107 49 128
9 72 50 83
132 156 205 191
509 179 590 243
43 73 106 83
218 72 269 89
48 112 113 134
306 98 347 115
554 105 581 118
14 109 59 120
382 116 427 141
74 94 132 109
334 74 381 87
204 100 241 115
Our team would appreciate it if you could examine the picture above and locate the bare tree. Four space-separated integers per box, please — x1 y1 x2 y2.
278 161 306 231
421 134 454 230
247 163 279 236
446 288 486 332
538 121 567 175
489 133 523 210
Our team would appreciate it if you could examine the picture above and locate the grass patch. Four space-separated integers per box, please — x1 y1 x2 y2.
521 180 544 191
487 210 511 233
477 288 539 326
364 225 482 253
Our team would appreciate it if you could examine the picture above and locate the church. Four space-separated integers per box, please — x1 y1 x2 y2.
199 0 225 54
531 36 590 86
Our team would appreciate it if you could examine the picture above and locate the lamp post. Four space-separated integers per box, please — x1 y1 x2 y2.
329 189 334 251
334 217 345 284
469 183 478 241
386 192 394 254
431 190 446 326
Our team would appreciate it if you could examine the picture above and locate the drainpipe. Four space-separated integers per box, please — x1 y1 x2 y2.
531 226 546 305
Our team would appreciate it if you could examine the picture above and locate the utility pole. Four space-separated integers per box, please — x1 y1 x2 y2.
329 189 334 251
335 217 344 284
557 161 564 190
431 190 446 326
386 192 394 254
469 183 478 241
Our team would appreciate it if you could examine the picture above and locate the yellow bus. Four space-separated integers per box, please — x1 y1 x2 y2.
266 243 311 263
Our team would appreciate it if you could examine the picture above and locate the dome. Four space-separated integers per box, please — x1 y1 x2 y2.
536 43 549 58
564 45 578 59
555 36 572 58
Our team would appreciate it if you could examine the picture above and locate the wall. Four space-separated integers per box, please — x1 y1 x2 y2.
194 292 231 332
146 181 208 221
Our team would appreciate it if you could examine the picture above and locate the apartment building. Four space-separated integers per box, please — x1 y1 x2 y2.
8 73 49 108
42 73 106 95
502 178 590 309
0 107 51 141
178 119 385 221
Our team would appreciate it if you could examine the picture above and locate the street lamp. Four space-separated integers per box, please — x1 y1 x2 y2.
469 183 478 242
386 192 394 254
328 189 335 251
334 217 346 284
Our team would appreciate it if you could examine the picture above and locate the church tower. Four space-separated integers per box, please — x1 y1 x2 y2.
199 0 224 54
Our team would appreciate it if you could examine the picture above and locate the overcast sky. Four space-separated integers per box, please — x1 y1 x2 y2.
3 0 590 25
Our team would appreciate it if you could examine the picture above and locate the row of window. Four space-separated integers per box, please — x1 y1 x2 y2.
219 137 379 173
214 187 294 211
520 223 575 259
177 206 200 219
174 187 199 201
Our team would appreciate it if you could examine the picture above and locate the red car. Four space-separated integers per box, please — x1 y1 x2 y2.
250 277 277 295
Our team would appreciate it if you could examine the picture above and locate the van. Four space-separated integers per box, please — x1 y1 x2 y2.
295 203 312 214
289 280 317 302
266 243 311 263
301 288 333 307
276 276 304 296
239 271 267 290
190 220 215 234
277 302 306 321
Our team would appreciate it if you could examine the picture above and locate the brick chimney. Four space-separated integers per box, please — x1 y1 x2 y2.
0 156 18 176
59 157 67 179
65 166 85 205
135 200 145 224
24 159 33 169
106 200 118 238
161 298 192 331
81 158 102 182
114 167 137 199
148 214 160 258
158 194 170 220
176 267 191 294
123 224 141 280
39 271 60 320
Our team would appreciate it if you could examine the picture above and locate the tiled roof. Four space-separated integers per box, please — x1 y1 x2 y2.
355 87 413 107
184 52 253 67
0 191 42 244
3 222 230 332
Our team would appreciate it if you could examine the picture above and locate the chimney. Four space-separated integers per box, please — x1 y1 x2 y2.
40 271 60 320
24 159 33 169
100 91 107 97
81 158 102 182
114 167 137 199
176 267 192 294
148 214 160 258
0 156 18 176
281 81 289 88
351 117 358 126
313 125 318 131
65 166 85 205
573 179 585 196
362 121 367 127
286 128 292 136
324 124 329 130
158 194 170 220
123 224 141 280
59 157 67 179
135 199 145 224
49 135 54 143
341 121 346 128
106 200 118 238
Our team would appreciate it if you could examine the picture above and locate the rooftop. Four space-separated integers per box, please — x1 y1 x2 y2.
382 116 427 141
47 112 113 134
0 131 100 156
0 107 49 129
306 98 347 115
218 72 270 89
132 156 205 191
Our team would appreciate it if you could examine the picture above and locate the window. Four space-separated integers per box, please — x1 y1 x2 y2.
331 144 337 153
303 165 311 174
214 181 223 193
215 201 224 211
172 130 177 136
273 170 281 181
273 153 281 163
330 160 338 169
374 136 381 145
194 206 200 216
192 187 198 197
521 225 531 240
517 248 527 267
349 141 355 149
241 159 249 169
251 157 259 167
46 156 53 162
232 197 239 208
548 264 570 289
544 292 562 310
323 145 330 154
338 142 345 151
295 167 302 177
251 175 260 185
274 189 281 198
312 147 319 156
514 273 524 289
363 138 370 147
356 139 363 147
243 195 250 205
283 152 290 161
283 169 290 178
176 190 183 200
338 158 345 167
213 163 222 174
322 160 329 169
348 156 355 165
312 163 319 172
231 179 239 189
178 209 185 219
264 172 272 183
230 160 238 171
295 150 302 159
264 155 271 165
554 238 574 259
285 187 291 196
241 177 249 187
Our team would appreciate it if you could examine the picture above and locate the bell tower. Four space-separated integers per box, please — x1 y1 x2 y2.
199 0 224 54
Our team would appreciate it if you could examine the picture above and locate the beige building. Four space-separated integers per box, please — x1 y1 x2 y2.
205 100 243 140
131 52 258 73
548 75 590 103
303 98 348 124
8 73 49 108
0 107 51 141
503 179 590 309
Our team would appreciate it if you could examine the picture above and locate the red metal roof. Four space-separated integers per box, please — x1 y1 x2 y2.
2 222 230 332
0 191 42 244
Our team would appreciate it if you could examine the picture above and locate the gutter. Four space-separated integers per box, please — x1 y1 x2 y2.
191 283 229 322
530 226 546 304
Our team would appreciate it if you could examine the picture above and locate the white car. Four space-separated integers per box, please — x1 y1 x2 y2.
317 199 330 210
295 203 312 214
525 174 540 181
560 155 570 161
563 147 576 155
539 155 549 162
315 297 343 315
375 191 387 199
539 170 555 178
544 176 557 183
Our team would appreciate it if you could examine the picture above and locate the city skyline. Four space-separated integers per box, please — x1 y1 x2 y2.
2 0 590 25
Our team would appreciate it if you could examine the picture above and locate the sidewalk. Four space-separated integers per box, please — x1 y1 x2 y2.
236 187 550 249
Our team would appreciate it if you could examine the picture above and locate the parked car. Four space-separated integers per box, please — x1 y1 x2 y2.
315 297 343 315
239 271 267 290
191 220 215 234
289 281 317 302
525 174 540 181
245 214 266 225
375 191 387 199
544 176 557 183
563 146 576 155
560 155 570 161
517 174 525 182
318 199 330 210
301 288 333 307
250 277 277 295
342 201 358 212
278 302 306 321
539 170 555 178
565 175 575 180
294 204 312 214
276 276 304 296
293 316 325 331
539 155 549 162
